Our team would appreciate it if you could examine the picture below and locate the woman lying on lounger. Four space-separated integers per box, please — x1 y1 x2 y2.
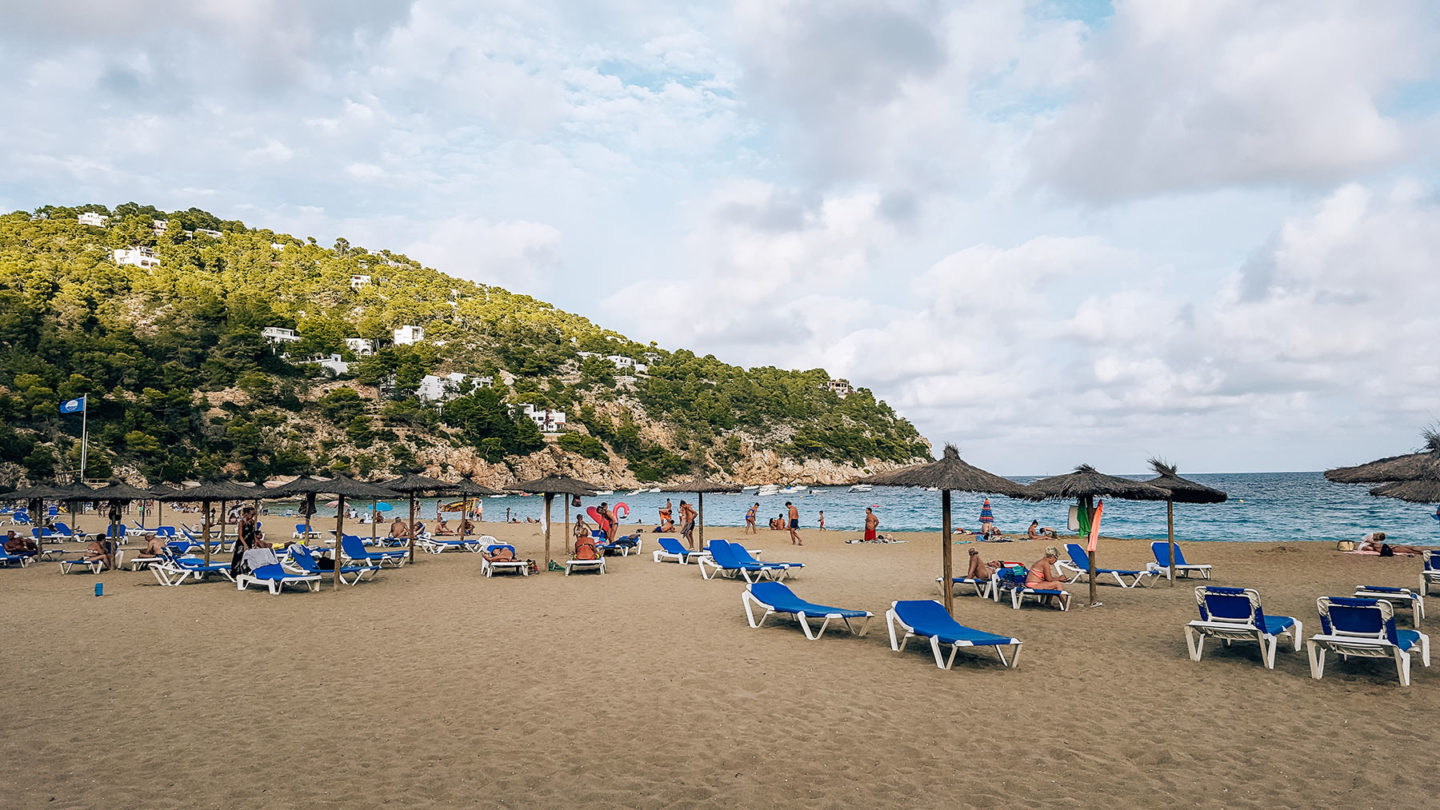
965 548 1002 581
482 545 516 562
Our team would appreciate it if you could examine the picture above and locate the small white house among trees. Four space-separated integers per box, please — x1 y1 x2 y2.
393 325 424 345
261 327 301 344
113 247 159 268
79 212 108 227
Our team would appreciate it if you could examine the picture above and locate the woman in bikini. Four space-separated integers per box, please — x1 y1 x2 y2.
965 547 1001 581
1027 547 1068 589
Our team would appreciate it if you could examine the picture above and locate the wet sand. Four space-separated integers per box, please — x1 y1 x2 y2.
2 512 1436 808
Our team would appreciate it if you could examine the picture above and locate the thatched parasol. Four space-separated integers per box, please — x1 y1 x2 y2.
75 481 158 540
513 474 599 570
660 476 743 549
448 477 502 546
379 473 457 562
858 445 1036 615
269 475 331 535
1144 458 1227 585
147 484 179 529
162 480 260 564
1028 464 1169 607
6 481 81 547
285 475 397 588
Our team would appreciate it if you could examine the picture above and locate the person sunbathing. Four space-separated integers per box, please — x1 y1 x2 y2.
482 545 516 562
434 518 455 536
4 531 38 556
981 524 1004 541
574 535 601 561
1027 520 1057 540
1358 532 1426 555
389 519 409 539
1026 547 1068 589
137 533 168 558
965 548 1001 581
457 519 474 535
83 535 116 570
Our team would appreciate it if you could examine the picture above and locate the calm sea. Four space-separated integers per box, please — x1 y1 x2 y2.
318 472 1440 545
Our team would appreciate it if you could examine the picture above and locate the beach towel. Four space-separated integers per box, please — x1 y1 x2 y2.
242 548 280 571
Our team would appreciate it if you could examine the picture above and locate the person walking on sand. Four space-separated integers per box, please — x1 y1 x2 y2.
863 507 879 542
818 511 825 531
786 502 801 546
744 502 759 534
679 500 698 549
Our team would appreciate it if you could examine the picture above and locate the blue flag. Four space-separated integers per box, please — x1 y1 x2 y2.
60 396 86 414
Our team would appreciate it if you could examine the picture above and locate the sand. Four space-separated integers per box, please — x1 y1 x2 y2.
3 510 1437 808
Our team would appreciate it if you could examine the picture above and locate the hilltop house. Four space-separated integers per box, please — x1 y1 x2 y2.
270 242 286 251
261 326 301 344
113 247 159 268
344 338 375 356
350 274 372 290
473 376 494 389
393 325 424 345
152 219 168 235
417 372 468 402
519 404 566 433
825 379 853 398
78 212 108 227
606 354 635 368
194 228 223 239
301 354 349 375
642 352 661 365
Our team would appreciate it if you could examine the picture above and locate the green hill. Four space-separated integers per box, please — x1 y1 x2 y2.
0 203 930 486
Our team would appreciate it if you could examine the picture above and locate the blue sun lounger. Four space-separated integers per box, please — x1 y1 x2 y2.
698 540 786 582
237 563 322 595
1185 586 1301 669
742 582 872 640
1308 596 1431 686
341 534 408 568
1149 541 1212 581
1421 551 1440 597
1060 543 1156 588
886 600 1022 670
652 536 707 564
286 544 377 585
936 575 995 599
728 541 801 576
1353 585 1425 627
150 553 234 585
0 547 33 568
993 565 1070 611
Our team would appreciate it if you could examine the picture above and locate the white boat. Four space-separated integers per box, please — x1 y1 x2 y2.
741 485 759 491
779 485 808 495
648 487 661 493
628 488 646 496
848 484 873 493
757 484 781 496
594 490 614 496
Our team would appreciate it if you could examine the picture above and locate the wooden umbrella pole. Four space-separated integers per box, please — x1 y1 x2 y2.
217 499 227 553
543 493 554 570
371 501 378 544
564 498 570 547
407 494 417 562
202 499 212 565
334 494 345 589
1167 500 1176 587
941 490 954 616
697 491 705 547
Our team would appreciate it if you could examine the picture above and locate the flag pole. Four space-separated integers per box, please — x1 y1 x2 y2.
79 395 88 483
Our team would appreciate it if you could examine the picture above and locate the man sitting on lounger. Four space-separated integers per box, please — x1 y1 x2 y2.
137 532 168 558
389 518 409 540
434 517 455 536
1026 547 1068 607
4 531 38 556
83 534 116 570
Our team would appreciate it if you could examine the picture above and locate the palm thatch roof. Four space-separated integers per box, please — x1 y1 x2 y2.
147 483 180 498
380 473 456 494
161 479 262 502
450 476 503 497
659 476 744 494
313 475 398 499
1143 458 1227 504
512 474 600 496
79 481 159 502
1027 464 1170 501
266 475 333 498
860 444 1035 499
1325 428 1440 484
3 482 71 500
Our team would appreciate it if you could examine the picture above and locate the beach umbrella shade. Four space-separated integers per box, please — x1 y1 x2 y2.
448 477 502 545
73 481 155 539
858 444 1037 615
6 482 79 549
380 473 459 562
512 474 600 570
280 475 398 588
51 480 98 543
269 475 332 535
659 476 743 549
979 499 994 528
162 480 259 564
1143 459 1228 586
1027 464 1170 607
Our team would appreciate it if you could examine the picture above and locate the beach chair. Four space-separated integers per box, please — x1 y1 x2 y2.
728 541 801 577
1184 586 1301 669
480 543 529 577
742 582 872 640
285 544 377 585
150 554 234 586
51 522 76 539
1307 596 1431 686
292 524 322 540
1353 585 1425 627
237 563 322 595
1421 551 1440 596
993 565 1070 611
1149 542 1212 581
886 600 1022 670
59 555 108 574
598 531 641 556
652 537 709 565
419 534 482 554
0 547 33 568
935 575 994 599
697 540 783 583
9 510 30 525
341 534 408 568
565 537 606 576
1060 543 1156 588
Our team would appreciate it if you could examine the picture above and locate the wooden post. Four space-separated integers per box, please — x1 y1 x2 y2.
1083 495 1097 607
406 494 417 562
564 498 570 548
543 493 554 570
334 494 345 589
698 491 705 547
1167 500 1176 587
217 499 227 554
202 498 212 565
371 501 379 545
941 489 954 616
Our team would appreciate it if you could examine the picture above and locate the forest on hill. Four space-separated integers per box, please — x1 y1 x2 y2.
0 203 930 487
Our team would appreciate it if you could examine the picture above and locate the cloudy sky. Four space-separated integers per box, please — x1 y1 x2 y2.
3 0 1439 474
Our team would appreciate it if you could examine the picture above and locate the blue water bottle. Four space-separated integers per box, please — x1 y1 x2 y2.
94 582 103 597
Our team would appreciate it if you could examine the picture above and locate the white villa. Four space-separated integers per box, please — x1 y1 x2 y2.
825 379 853 398
344 338 375 356
417 373 468 402
261 326 302 344
194 228 223 239
520 404 566 433
270 242 286 251
606 355 635 368
152 219 168 235
113 247 159 268
301 354 350 375
642 352 662 364
473 376 494 389
350 274 372 290
393 325 424 345
79 212 109 227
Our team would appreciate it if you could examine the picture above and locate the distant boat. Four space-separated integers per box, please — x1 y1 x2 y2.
758 484 781 496
628 488 646 496
848 484 873 493
925 487 939 492
780 485 808 495
742 485 759 491
487 494 507 498
594 490 614 496
648 487 661 493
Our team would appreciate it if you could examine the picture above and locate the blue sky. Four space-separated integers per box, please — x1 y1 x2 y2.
2 0 1439 475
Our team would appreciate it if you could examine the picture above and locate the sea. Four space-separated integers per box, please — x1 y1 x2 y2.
310 472 1440 545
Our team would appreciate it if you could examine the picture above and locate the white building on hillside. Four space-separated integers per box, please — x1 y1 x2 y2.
344 338 375 356
79 212 108 227
393 325 424 345
642 352 661 364
261 326 301 344
417 373 468 402
194 228 223 239
576 351 599 360
825 378 853 398
473 376 494 389
350 274 372 290
153 219 168 235
606 355 635 368
301 354 350 374
634 363 649 375
520 404 566 433
113 247 159 268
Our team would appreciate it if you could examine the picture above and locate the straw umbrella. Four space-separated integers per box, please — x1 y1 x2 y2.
274 475 329 535
6 482 74 551
161 480 258 564
1027 464 1170 607
379 473 457 562
270 475 398 587
449 476 502 546
147 484 178 530
512 474 599 570
860 445 1036 615
1143 459 1228 585
659 476 743 549
76 481 157 541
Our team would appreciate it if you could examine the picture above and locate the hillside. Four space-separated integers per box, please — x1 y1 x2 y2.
0 203 931 488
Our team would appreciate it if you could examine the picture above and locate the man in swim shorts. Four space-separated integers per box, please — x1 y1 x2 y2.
786 501 801 546
864 507 879 542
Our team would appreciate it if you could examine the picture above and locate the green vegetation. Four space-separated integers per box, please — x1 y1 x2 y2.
0 203 929 485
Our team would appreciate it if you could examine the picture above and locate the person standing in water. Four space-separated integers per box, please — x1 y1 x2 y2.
786 502 801 546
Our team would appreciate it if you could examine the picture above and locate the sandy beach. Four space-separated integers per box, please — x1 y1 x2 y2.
3 512 1437 808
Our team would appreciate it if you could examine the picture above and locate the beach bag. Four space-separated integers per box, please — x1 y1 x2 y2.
1336 540 1356 551
1380 544 1395 557
317 555 335 570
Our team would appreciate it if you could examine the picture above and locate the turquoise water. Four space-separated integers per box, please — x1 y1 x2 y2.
313 472 1440 544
